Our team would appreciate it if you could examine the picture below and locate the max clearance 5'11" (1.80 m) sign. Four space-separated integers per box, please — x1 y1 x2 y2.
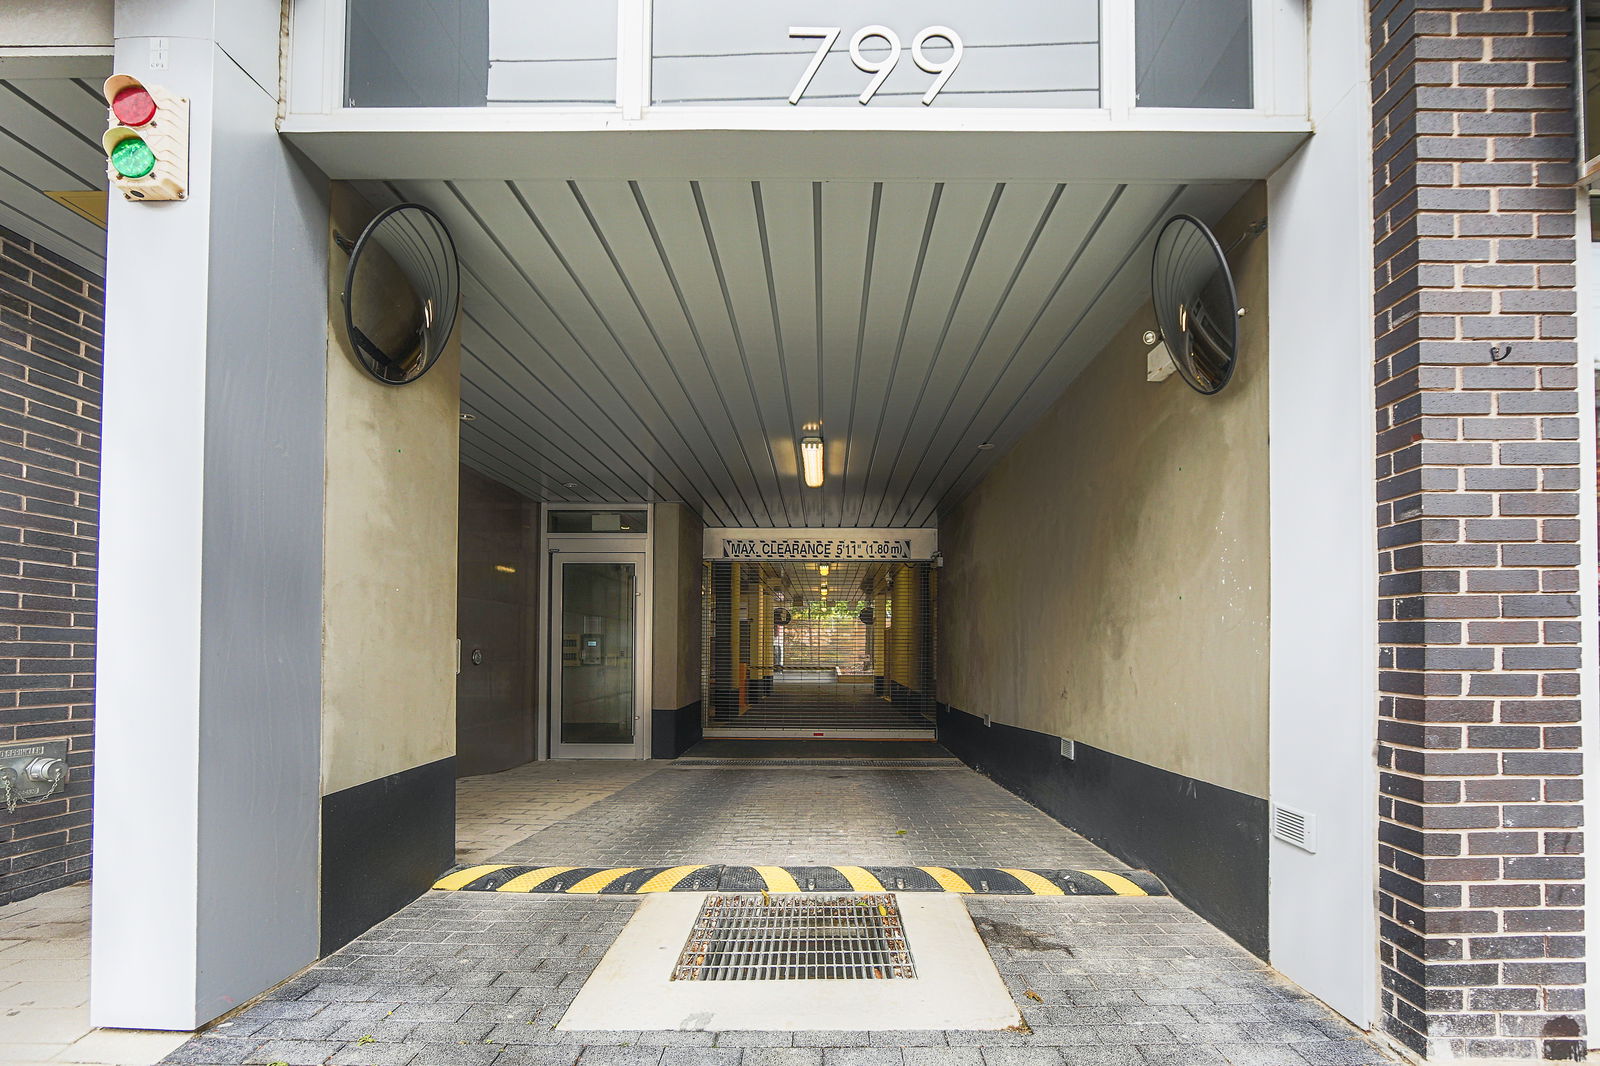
703 528 938 562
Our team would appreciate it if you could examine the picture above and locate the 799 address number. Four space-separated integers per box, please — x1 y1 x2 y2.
787 25 965 106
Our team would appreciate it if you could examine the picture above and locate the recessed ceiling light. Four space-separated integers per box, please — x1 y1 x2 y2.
977 441 994 450
562 482 579 489
460 412 477 422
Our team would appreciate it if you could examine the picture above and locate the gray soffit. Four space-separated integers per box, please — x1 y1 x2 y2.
0 77 108 273
361 177 1248 528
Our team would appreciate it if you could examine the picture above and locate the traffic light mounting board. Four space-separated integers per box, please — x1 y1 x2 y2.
102 74 189 202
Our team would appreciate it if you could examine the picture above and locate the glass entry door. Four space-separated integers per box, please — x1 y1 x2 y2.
550 553 646 759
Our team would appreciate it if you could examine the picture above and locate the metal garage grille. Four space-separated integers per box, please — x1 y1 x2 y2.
702 560 937 735
672 894 914 981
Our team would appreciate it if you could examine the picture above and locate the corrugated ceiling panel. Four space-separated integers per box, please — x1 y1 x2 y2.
354 176 1250 527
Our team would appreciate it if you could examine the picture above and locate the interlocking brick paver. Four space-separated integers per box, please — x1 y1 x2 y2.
243 1038 346 1065
662 1050 742 1066
160 763 1396 1066
742 1049 827 1066
493 1049 583 1066
489 765 1123 869
902 1050 984 1066
979 1049 1065 1065
573 1047 665 1065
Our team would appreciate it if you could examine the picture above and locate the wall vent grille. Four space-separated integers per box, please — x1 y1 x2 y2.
1272 803 1316 853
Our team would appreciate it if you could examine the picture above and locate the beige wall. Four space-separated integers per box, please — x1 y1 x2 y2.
0 1 111 49
939 185 1269 798
652 502 705 710
321 185 461 795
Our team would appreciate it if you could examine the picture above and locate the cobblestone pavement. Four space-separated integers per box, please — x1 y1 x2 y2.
162 893 1395 1066
159 761 1397 1065
490 765 1126 870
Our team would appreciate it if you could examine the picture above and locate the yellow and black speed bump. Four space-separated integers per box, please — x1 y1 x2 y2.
432 863 1165 897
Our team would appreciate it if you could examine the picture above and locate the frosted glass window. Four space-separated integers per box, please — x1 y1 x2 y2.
653 0 1099 108
1135 0 1252 109
345 0 617 108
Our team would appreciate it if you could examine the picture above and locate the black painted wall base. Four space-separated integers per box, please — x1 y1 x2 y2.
652 700 704 759
937 704 1269 958
321 756 456 955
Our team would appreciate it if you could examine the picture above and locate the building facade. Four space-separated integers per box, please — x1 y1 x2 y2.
0 0 1597 1061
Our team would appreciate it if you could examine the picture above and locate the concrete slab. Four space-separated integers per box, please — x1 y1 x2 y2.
557 893 1019 1032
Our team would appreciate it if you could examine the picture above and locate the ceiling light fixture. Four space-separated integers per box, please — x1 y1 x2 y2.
818 564 829 577
460 412 477 422
800 426 824 488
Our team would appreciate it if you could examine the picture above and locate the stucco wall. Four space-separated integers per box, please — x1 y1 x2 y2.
939 185 1269 799
321 185 461 796
0 0 111 49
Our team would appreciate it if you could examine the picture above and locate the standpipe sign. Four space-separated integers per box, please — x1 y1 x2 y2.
704 528 937 562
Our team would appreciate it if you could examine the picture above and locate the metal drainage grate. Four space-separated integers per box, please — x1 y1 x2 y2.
672 894 914 981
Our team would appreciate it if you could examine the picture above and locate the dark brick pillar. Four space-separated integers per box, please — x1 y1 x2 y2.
0 226 102 904
1370 1 1588 1059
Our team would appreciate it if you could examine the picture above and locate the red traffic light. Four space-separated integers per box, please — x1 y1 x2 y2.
110 85 156 127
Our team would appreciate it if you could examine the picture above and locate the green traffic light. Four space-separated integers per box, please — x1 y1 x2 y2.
110 135 155 179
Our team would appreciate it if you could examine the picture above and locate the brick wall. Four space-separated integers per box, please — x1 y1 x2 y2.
0 225 103 905
1369 1 1587 1059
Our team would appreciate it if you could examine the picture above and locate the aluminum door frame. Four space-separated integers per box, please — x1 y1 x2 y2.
547 549 651 760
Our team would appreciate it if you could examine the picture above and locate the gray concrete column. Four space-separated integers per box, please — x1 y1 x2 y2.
90 0 329 1030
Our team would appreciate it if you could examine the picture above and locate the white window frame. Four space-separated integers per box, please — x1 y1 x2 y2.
285 0 1308 131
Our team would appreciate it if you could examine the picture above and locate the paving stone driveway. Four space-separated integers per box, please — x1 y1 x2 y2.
489 764 1125 870
160 762 1397 1066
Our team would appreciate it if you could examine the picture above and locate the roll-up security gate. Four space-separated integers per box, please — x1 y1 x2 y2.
700 534 938 738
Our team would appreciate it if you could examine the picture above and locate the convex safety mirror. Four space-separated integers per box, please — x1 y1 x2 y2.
342 203 460 386
1149 214 1241 395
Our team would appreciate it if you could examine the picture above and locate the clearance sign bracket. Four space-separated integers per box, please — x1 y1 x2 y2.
703 527 937 562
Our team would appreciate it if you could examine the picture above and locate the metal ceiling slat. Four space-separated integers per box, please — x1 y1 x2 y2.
453 179 715 506
876 189 1075 527
692 179 806 527
839 181 938 527
501 179 746 519
0 165 105 271
858 181 1006 528
816 180 876 528
422 179 731 521
879 180 1115 526
556 179 751 522
460 305 663 503
629 179 783 526
349 173 1250 528
0 87 103 195
459 307 670 506
912 184 1231 525
458 433 559 503
847 181 996 526
459 375 618 503
889 183 1137 525
876 184 1062 528
752 180 822 526
568 179 763 525
0 80 106 186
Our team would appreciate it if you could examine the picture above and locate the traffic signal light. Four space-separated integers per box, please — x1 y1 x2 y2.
101 75 188 201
